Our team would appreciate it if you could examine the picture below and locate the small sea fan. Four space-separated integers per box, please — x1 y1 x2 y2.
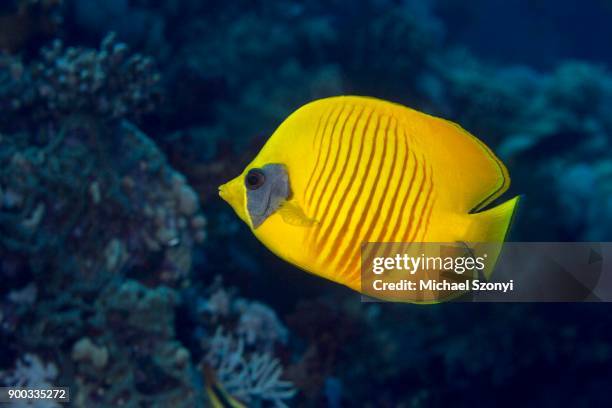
205 328 296 408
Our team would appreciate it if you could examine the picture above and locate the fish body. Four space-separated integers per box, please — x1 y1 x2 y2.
219 96 519 296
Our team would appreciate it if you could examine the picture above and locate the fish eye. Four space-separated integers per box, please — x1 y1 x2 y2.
245 168 265 190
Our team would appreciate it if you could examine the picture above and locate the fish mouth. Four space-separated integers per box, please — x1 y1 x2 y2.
218 184 227 200
217 177 249 226
218 181 237 204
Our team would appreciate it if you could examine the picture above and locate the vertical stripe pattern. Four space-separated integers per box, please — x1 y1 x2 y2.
303 104 340 204
303 101 437 284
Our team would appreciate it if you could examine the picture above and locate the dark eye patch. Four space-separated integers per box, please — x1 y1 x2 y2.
245 169 266 190
246 164 290 228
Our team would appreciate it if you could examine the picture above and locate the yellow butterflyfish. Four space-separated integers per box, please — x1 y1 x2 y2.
219 96 519 301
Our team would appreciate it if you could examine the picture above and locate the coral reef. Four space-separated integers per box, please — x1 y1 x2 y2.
0 32 161 132
1 354 61 407
0 119 205 286
0 24 205 406
184 281 297 406
67 279 196 407
1 354 59 389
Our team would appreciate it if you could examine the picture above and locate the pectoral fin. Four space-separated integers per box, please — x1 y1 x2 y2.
278 200 317 227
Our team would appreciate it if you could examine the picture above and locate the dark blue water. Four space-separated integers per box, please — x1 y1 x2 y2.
1 1 611 406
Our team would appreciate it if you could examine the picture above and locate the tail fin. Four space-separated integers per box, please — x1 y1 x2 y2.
464 196 520 279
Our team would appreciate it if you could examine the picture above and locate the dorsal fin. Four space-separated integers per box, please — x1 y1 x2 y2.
443 120 510 212
318 96 511 214
401 111 511 214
